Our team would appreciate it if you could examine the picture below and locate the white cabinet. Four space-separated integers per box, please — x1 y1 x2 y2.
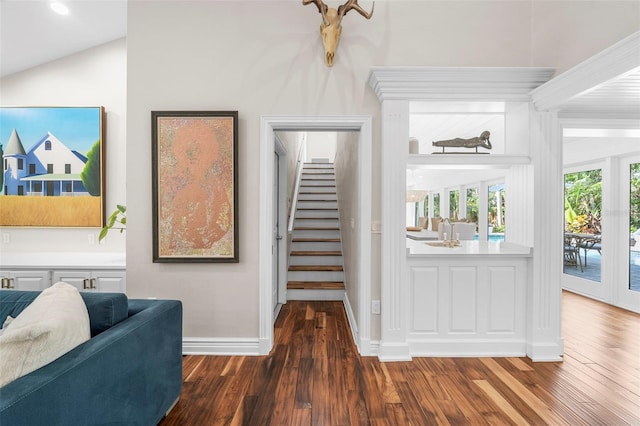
52 270 126 293
0 270 50 291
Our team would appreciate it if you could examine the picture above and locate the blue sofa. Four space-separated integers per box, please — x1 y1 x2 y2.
0 290 183 425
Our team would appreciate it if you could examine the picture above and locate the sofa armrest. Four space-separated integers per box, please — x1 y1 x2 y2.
0 299 182 426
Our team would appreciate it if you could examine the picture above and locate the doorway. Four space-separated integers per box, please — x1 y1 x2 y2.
258 116 373 356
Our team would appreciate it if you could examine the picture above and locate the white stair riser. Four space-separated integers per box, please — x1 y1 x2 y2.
300 180 336 187
298 186 336 194
292 229 340 239
286 289 344 301
294 219 339 228
291 241 342 251
289 255 343 266
287 270 344 282
297 201 337 209
302 169 335 174
297 193 337 201
304 162 333 167
295 210 339 219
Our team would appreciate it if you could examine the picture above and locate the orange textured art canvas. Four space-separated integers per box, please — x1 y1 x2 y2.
152 111 238 262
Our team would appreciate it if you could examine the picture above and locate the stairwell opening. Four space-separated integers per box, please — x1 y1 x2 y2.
259 116 372 356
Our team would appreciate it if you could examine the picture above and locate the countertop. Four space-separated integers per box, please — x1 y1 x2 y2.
1 252 126 269
406 239 532 258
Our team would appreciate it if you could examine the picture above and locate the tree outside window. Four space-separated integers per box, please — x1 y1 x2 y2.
564 169 602 233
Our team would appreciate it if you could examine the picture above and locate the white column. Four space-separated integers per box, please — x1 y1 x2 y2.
528 110 564 361
506 164 534 246
380 99 411 361
441 189 450 220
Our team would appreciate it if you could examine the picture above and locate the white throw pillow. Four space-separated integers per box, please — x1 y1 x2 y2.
0 282 90 387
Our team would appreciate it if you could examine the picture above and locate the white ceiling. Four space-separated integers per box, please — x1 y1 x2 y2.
0 0 127 77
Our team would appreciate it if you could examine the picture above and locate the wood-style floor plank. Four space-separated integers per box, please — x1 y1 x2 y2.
160 291 640 425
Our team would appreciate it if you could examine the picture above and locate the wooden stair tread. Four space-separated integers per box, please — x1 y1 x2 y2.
287 281 345 289
292 238 340 242
290 250 342 256
288 265 344 271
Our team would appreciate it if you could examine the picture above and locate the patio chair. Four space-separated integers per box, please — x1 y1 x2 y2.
564 235 583 272
580 236 601 267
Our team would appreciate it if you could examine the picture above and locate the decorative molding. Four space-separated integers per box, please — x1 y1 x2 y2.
368 67 554 102
259 115 373 356
407 154 530 168
183 338 261 356
531 31 640 112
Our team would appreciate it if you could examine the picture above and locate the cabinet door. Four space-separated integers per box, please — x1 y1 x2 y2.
0 270 50 291
92 271 126 293
52 270 91 291
52 270 126 293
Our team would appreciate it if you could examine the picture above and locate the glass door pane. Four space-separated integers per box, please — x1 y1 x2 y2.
488 183 505 241
630 162 640 292
564 169 602 282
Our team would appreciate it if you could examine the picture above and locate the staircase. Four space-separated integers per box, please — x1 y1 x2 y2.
287 162 345 300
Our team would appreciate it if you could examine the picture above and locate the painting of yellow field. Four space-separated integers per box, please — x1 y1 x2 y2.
0 196 102 227
0 106 105 227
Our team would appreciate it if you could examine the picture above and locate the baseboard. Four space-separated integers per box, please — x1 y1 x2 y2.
526 339 565 362
182 337 261 356
409 339 527 358
342 292 359 351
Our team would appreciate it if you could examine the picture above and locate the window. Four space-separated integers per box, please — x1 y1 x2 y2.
488 183 505 235
29 164 36 174
433 193 440 217
17 159 23 170
34 182 42 193
466 187 479 223
47 164 53 174
45 140 52 150
449 190 459 219
64 182 72 193
629 162 639 292
65 164 71 174
17 186 24 196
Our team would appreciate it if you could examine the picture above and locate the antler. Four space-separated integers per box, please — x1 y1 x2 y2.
338 0 375 20
303 0 329 24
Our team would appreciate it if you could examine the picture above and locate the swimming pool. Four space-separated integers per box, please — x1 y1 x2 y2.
474 234 505 242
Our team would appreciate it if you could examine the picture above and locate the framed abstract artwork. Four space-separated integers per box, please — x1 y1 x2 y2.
0 106 105 227
151 111 238 263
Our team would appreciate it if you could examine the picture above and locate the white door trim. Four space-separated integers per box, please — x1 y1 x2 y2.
258 116 373 355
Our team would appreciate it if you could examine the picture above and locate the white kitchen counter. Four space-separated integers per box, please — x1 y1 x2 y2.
406 239 532 258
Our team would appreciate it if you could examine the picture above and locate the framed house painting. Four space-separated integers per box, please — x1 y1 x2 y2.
0 106 105 227
152 111 238 263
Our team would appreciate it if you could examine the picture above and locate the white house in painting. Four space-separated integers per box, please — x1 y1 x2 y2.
2 129 89 196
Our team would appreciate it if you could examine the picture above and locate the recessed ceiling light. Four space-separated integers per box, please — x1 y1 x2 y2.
50 2 69 16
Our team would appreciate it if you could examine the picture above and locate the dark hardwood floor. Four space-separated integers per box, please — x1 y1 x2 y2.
160 291 640 425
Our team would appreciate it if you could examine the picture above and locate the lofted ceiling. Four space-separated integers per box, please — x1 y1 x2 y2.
560 67 640 116
0 0 127 78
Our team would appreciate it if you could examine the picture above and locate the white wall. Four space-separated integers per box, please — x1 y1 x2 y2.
0 39 127 253
1 0 636 345
306 132 336 162
126 1 637 342
334 131 361 334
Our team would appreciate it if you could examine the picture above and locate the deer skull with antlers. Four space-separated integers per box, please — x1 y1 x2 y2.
303 0 374 67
